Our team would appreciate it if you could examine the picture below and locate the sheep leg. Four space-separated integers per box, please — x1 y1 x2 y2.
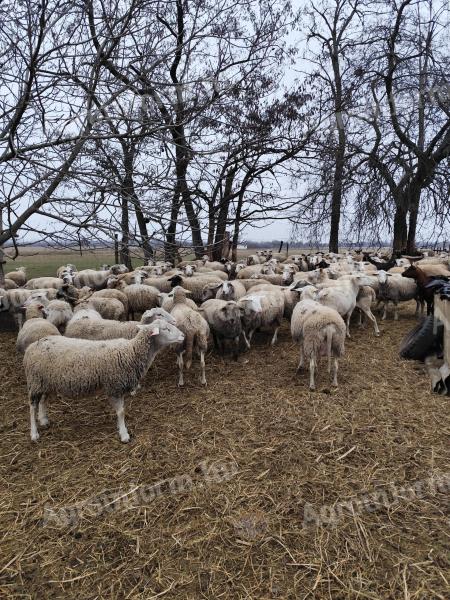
233 336 240 361
382 302 388 320
309 357 316 391
361 306 380 336
110 397 130 443
38 395 49 427
17 311 24 330
242 331 251 349
199 351 207 386
357 309 363 327
331 358 339 387
393 302 399 321
345 312 351 338
270 325 279 346
177 352 185 387
29 393 42 441
296 346 304 372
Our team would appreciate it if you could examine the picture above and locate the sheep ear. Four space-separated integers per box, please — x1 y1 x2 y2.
149 326 160 336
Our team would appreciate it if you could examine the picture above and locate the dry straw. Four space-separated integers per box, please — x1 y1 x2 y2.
0 302 448 598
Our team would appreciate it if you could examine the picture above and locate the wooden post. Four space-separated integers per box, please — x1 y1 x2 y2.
0 205 5 287
114 233 119 264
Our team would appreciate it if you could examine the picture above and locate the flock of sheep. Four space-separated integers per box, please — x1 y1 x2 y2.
1 248 449 443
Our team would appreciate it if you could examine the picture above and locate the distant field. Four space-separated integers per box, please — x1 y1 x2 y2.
2 245 395 279
3 248 141 279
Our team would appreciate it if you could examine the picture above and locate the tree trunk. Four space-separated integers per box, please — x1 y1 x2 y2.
165 191 182 265
179 169 204 258
406 189 420 254
231 194 244 262
329 142 345 253
119 193 132 270
392 203 408 253
213 169 235 261
0 207 5 287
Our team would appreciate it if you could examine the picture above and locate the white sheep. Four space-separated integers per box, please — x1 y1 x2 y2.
45 300 73 333
167 274 224 303
16 302 61 354
312 274 374 336
3 278 19 290
65 307 176 340
5 267 27 286
291 299 346 390
237 288 284 347
0 288 57 329
168 287 210 386
25 277 65 290
24 319 184 442
201 280 247 302
199 299 242 359
376 270 421 320
74 297 125 320
157 291 198 312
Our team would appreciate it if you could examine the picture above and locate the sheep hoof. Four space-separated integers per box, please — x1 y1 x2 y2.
309 385 316 391
31 433 40 441
120 433 130 443
39 418 49 428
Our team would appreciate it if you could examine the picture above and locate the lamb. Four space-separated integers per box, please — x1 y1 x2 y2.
202 260 227 272
16 302 61 353
3 278 19 290
74 297 126 320
89 288 129 315
25 277 65 290
56 264 77 278
355 286 380 336
312 274 374 336
237 288 284 348
119 284 160 319
376 270 421 320
193 269 228 281
201 280 247 302
167 274 224 303
5 267 27 286
234 278 273 291
291 299 346 390
142 276 174 293
45 300 73 333
168 286 210 386
115 270 148 285
0 288 57 329
250 266 294 286
236 264 268 279
199 299 242 359
157 291 198 312
65 307 175 341
73 269 111 290
24 319 184 442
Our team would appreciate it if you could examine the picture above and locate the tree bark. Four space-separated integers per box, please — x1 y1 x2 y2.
329 140 345 253
0 207 5 287
406 188 420 254
119 193 132 269
213 168 235 260
165 191 182 264
392 203 408 253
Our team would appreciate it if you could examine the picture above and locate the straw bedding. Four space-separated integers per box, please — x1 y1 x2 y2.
0 301 448 599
